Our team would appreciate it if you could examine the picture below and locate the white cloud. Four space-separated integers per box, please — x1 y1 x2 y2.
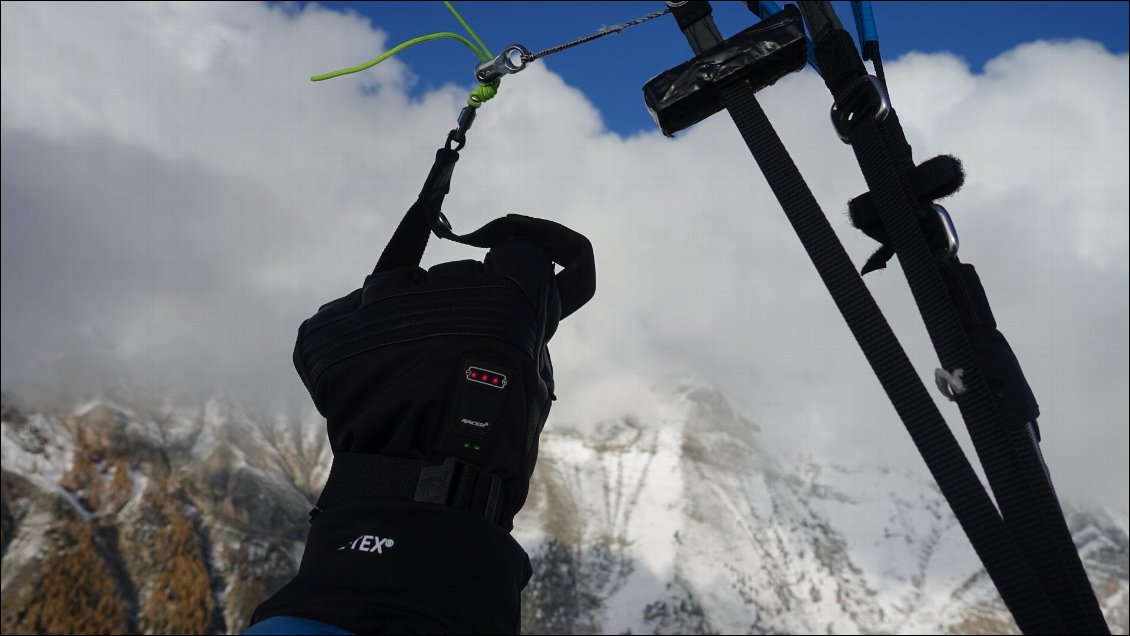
2 2 1126 511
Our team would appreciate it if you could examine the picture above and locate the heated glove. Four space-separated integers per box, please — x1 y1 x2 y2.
251 145 595 634
299 226 591 531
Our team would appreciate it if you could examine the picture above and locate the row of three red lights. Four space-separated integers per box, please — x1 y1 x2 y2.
471 371 500 384
468 367 506 387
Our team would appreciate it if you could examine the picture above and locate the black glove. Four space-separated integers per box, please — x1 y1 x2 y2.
251 147 596 634
298 232 583 531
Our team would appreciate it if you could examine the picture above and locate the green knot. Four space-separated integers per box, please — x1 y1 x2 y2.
468 80 501 108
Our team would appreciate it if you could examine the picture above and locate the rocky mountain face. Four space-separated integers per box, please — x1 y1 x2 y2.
1 392 326 634
1 385 1126 634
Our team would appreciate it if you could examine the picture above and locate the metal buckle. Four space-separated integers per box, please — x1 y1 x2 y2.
445 106 477 151
830 75 891 143
931 204 959 259
435 211 453 233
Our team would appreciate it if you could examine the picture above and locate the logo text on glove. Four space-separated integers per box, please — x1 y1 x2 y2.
338 534 395 554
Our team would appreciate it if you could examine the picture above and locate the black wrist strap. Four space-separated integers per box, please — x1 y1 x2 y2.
313 453 502 525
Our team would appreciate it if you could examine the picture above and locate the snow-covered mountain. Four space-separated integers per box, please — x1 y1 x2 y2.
1 384 1126 634
517 380 1128 634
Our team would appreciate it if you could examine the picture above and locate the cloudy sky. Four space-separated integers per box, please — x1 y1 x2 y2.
1 2 1126 511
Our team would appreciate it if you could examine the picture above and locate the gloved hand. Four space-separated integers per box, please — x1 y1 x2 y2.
250 131 595 634
251 202 594 634
296 234 580 530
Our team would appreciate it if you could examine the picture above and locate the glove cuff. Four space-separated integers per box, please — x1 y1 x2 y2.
312 453 504 526
250 499 532 634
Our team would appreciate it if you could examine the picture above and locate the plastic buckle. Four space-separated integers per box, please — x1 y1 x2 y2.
830 75 891 143
414 457 502 521
415 457 458 505
931 204 959 259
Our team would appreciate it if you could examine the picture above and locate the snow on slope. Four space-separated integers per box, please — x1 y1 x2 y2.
516 379 1128 634
3 383 1126 634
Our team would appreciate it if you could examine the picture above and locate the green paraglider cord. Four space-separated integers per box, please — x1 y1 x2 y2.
310 2 501 108
310 32 487 81
442 1 492 61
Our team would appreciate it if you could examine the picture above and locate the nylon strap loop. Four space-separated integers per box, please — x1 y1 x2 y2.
375 146 595 320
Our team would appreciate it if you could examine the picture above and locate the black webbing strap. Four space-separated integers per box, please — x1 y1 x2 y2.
668 1 724 54
809 15 1107 634
375 144 596 319
374 146 458 274
663 3 1071 633
313 453 502 524
716 79 1064 635
428 214 595 320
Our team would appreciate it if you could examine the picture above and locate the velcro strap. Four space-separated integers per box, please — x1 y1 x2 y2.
849 155 966 274
938 260 1041 429
312 453 502 525
849 155 965 237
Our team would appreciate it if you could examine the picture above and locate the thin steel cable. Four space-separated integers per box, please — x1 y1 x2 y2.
521 8 672 63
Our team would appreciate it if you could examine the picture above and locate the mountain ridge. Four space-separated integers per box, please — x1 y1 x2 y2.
1 385 1126 634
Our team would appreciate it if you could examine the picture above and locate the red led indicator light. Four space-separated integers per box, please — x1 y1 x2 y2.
466 366 507 388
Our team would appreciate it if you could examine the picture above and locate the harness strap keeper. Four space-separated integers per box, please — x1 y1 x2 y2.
311 453 502 524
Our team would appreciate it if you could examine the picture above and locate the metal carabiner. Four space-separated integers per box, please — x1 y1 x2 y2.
474 44 531 84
